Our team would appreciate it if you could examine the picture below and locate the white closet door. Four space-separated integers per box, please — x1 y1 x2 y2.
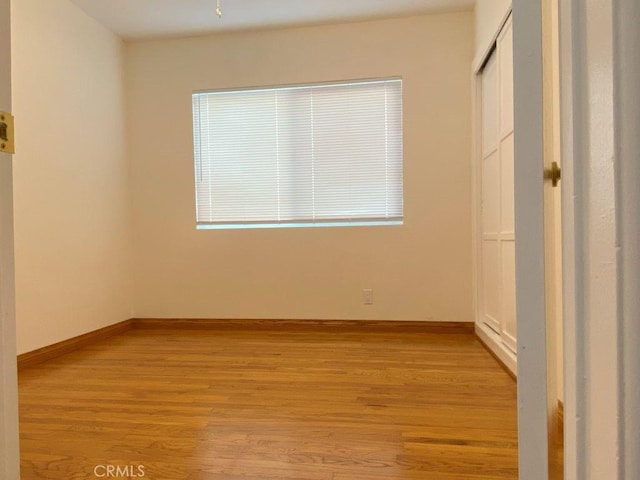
479 15 516 353
481 51 501 333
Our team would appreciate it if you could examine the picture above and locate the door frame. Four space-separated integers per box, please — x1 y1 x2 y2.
559 0 640 478
477 1 638 477
0 0 19 477
512 0 640 477
615 1 640 476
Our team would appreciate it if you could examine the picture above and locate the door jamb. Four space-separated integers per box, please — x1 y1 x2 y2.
0 0 20 477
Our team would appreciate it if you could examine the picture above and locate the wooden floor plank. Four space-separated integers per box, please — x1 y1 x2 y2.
19 327 519 479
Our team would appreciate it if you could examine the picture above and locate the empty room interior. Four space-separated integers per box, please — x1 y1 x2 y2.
5 0 570 478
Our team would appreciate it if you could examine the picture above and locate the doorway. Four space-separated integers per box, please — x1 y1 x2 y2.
3 1 635 478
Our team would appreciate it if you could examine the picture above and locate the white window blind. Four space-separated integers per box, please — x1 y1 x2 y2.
192 78 403 229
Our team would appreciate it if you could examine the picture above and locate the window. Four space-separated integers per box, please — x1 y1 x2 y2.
192 78 403 229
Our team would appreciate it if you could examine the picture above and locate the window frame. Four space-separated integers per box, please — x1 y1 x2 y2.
192 77 404 230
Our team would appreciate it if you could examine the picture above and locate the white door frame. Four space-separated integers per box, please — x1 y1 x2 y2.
513 0 640 477
615 1 640 477
0 0 20 477
514 0 640 477
559 0 640 478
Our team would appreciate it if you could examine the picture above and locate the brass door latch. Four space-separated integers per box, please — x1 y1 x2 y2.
544 161 561 187
0 111 15 154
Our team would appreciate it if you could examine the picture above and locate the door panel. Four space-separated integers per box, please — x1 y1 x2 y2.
482 150 501 234
483 240 501 330
501 240 517 350
499 20 515 136
482 54 499 157
500 133 515 234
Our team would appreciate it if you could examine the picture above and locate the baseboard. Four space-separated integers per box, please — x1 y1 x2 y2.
132 318 475 333
17 319 134 370
17 318 474 369
475 322 517 380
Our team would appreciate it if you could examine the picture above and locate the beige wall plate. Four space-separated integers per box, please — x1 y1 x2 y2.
0 111 15 154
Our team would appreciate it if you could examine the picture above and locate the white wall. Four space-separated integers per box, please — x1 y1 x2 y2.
11 0 133 354
475 0 511 62
127 14 474 321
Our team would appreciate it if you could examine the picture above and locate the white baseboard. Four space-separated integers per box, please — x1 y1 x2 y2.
475 322 517 377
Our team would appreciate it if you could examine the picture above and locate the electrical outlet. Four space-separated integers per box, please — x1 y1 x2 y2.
362 289 373 305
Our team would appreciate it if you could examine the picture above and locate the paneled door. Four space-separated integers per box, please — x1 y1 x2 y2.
480 14 516 353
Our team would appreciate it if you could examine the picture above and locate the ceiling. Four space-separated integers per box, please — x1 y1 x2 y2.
69 0 475 41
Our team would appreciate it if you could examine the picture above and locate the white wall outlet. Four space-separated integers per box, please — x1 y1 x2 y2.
362 288 373 305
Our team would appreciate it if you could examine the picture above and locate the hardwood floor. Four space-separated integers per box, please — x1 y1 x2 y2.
19 326 519 479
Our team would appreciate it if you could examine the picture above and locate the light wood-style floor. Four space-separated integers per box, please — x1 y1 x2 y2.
19 325 519 479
